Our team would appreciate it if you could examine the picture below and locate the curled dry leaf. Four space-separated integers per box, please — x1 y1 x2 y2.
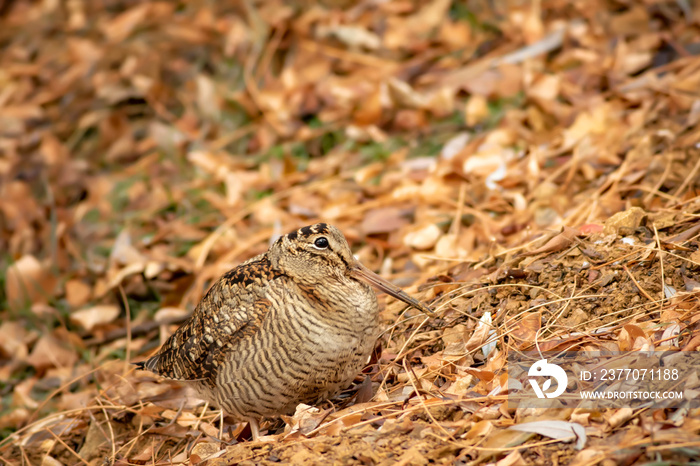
522 226 580 257
283 404 329 438
13 378 39 409
466 311 497 356
441 132 470 161
618 324 648 352
509 420 587 450
606 407 634 430
464 419 494 439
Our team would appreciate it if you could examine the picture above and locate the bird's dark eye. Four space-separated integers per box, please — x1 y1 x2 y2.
314 237 329 249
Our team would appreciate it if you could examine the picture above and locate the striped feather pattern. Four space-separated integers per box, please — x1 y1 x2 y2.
136 223 421 422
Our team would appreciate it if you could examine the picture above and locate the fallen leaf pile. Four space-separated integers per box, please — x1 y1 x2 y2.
0 0 699 464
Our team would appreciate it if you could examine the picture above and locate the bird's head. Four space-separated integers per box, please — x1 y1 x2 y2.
270 223 433 315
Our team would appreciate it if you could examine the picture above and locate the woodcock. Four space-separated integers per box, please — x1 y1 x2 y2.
135 223 432 439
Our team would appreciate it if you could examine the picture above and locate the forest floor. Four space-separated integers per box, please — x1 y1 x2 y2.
1 0 699 465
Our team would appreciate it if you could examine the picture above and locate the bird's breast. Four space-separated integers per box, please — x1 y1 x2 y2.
202 277 380 419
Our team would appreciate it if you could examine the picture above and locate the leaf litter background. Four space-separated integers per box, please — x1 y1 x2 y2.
1 0 699 464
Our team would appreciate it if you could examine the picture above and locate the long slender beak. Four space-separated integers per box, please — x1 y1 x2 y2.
350 263 434 316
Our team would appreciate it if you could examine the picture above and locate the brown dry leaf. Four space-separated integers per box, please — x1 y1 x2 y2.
441 324 469 364
283 404 330 438
465 367 495 382
603 207 648 235
618 324 648 352
58 390 96 412
509 420 586 450
361 207 410 235
496 450 527 466
102 3 153 42
70 305 121 331
13 378 39 409
522 226 580 257
445 372 474 396
384 0 451 50
465 313 494 353
508 312 541 348
0 408 30 430
471 429 534 462
606 407 634 430
64 279 93 308
465 95 490 126
26 332 78 372
110 229 146 266
464 420 494 440
403 224 442 250
190 442 225 464
0 321 32 360
5 255 57 312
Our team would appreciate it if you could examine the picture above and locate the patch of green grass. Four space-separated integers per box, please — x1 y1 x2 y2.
290 143 311 169
368 174 383 186
449 2 502 35
0 427 14 441
82 207 102 224
359 137 407 163
485 91 526 128
0 389 18 440
8 365 36 383
52 297 73 322
105 347 127 361
93 243 113 260
155 185 222 227
173 239 200 257
249 188 274 201
266 144 285 160
131 298 161 316
220 98 252 134
305 116 324 129
254 124 347 170
110 175 144 213
450 3 480 26
408 137 444 159
317 129 345 156
187 193 218 224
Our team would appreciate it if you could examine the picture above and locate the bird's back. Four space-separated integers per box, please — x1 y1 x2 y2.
137 253 280 382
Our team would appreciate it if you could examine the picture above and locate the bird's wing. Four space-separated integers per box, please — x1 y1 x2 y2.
136 254 281 382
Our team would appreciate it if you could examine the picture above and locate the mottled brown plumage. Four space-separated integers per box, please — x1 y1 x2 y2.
135 223 431 438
